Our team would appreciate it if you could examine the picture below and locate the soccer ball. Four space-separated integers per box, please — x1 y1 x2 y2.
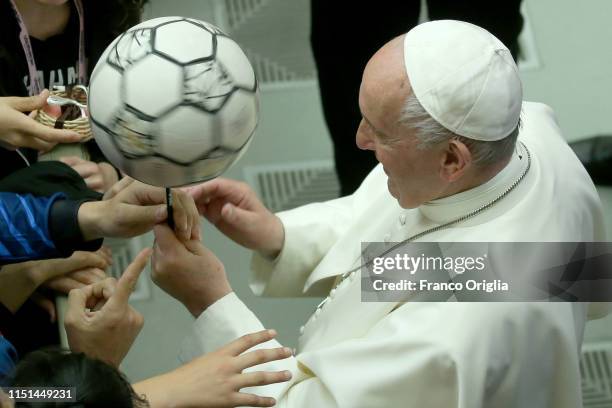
88 17 258 187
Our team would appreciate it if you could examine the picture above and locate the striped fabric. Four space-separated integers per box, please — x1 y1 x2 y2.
0 192 64 263
0 335 17 386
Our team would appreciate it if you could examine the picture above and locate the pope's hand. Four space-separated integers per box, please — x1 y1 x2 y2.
151 224 231 317
64 248 151 367
183 178 284 258
78 177 200 241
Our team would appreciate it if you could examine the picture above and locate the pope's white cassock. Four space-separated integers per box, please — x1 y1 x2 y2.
179 102 607 407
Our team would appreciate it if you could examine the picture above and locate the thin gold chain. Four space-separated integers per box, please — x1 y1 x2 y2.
331 142 532 293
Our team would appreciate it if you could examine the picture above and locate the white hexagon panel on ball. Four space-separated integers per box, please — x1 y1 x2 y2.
123 54 183 119
154 19 214 64
156 106 219 165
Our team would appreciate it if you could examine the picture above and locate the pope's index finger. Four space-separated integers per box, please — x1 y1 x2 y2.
183 179 225 202
110 248 152 305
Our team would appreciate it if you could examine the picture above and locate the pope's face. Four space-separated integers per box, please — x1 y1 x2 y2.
355 108 445 209
356 47 448 209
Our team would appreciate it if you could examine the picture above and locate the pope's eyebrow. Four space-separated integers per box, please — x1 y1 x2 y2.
361 111 392 140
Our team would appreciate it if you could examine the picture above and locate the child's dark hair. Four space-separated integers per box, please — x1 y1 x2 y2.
10 348 148 408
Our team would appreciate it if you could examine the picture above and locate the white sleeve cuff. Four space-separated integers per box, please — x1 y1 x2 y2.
177 292 299 403
179 292 266 363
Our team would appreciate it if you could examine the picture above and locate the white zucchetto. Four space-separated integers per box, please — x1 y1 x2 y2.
403 20 523 141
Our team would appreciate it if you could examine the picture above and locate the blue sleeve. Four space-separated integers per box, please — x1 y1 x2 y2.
0 192 65 263
0 336 17 386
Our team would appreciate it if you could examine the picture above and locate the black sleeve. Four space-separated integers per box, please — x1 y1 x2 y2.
48 198 103 257
0 301 13 335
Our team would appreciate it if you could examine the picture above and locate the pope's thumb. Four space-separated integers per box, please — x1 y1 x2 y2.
221 203 255 228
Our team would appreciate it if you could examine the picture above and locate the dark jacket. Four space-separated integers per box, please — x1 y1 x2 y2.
0 161 103 264
0 334 17 386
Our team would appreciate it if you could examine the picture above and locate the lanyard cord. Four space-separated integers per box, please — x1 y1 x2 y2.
347 143 532 280
8 0 87 96
313 143 532 313
7 0 86 167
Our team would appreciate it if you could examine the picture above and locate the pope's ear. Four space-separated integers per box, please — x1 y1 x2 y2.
440 139 472 182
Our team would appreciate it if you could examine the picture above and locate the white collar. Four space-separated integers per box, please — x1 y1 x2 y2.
419 142 529 223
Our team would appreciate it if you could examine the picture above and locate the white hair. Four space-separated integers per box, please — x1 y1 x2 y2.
398 93 520 167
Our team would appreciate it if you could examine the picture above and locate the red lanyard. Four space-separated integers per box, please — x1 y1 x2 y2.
8 0 87 96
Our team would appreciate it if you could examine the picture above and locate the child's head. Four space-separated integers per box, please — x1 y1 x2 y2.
10 349 148 407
